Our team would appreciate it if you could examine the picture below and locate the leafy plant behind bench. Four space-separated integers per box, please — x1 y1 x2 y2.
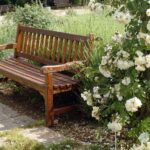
6 4 56 29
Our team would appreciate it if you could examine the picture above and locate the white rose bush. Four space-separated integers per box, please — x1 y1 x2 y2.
80 0 150 148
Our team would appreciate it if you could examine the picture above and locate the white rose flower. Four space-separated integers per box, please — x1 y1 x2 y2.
104 45 112 52
130 144 146 150
138 132 149 144
145 54 150 68
107 121 122 132
135 56 146 66
93 86 99 93
112 32 123 43
99 65 111 78
138 32 147 39
136 65 146 71
122 12 132 24
101 56 109 65
116 92 123 101
136 51 144 57
146 9 150 16
117 50 130 58
117 59 134 70
81 90 93 106
93 93 101 99
88 0 95 8
125 97 142 112
146 34 150 44
147 20 150 31
81 91 88 101
92 106 100 120
114 11 124 22
114 11 132 24
122 77 131 85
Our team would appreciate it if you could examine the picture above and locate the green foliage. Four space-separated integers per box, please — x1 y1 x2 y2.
128 117 150 138
80 0 150 145
6 4 55 29
0 0 11 5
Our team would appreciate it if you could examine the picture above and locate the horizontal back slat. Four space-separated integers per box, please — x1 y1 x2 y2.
19 25 88 42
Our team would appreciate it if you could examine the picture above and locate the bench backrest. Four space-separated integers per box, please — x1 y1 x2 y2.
15 24 94 65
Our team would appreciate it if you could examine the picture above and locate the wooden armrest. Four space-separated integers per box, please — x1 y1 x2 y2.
41 61 83 74
0 43 17 51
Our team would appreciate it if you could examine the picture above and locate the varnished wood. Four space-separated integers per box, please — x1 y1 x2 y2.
0 24 94 127
0 43 17 50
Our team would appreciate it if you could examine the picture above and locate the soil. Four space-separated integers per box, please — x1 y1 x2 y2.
0 80 130 149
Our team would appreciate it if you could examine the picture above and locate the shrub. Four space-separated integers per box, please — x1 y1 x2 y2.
6 4 55 29
0 0 11 5
80 0 150 148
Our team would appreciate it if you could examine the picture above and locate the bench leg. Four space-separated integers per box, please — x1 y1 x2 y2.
44 91 54 127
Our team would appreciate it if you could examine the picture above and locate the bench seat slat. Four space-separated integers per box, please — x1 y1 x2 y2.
10 58 78 84
0 58 78 93
9 58 78 84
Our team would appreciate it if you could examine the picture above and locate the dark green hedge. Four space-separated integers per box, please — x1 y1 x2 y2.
0 0 33 6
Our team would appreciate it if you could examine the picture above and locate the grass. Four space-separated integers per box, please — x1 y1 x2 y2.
53 11 124 43
0 129 45 150
0 128 103 150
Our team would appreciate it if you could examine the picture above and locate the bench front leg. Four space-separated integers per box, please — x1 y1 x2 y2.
44 73 54 127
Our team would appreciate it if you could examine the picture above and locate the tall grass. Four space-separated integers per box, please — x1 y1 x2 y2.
50 11 124 43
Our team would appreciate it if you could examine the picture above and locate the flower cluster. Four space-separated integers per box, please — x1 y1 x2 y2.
125 97 142 112
114 10 132 24
88 0 104 12
81 0 150 148
135 51 150 71
107 115 122 133
92 106 100 120
81 90 93 106
138 32 150 45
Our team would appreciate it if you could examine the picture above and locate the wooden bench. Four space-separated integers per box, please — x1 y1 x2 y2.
0 24 94 126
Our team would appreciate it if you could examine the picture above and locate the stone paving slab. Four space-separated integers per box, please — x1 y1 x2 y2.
0 103 34 130
0 102 66 145
21 127 66 146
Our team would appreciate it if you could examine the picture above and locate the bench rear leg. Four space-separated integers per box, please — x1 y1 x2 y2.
44 90 54 127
